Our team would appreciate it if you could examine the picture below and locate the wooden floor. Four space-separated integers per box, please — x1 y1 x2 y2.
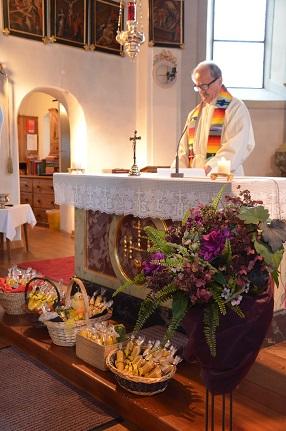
0 225 75 277
0 227 286 430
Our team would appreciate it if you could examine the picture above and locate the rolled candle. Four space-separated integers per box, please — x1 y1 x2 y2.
128 1 136 21
217 157 231 175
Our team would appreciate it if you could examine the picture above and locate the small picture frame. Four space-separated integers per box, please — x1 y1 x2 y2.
2 0 47 41
50 0 88 48
90 0 123 56
149 0 184 48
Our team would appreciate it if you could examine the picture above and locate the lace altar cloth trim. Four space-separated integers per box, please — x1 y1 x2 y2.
53 173 286 221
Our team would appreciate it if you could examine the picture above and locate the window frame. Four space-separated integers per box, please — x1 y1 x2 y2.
207 0 268 90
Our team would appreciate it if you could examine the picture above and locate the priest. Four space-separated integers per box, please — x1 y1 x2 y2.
174 61 255 175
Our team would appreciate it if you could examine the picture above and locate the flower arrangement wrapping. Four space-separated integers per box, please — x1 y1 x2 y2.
115 187 286 393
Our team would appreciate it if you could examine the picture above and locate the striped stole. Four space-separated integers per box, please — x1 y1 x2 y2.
188 87 232 161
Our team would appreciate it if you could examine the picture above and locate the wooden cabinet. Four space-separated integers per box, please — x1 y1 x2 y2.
20 176 57 226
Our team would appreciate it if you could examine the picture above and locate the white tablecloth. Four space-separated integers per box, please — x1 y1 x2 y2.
0 204 37 240
53 173 286 220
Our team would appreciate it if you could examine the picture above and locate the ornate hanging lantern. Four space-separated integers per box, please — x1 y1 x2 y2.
116 0 145 60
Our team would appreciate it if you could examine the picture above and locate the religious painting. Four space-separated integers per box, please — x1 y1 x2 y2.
2 0 47 41
50 0 88 48
90 0 123 56
149 0 184 48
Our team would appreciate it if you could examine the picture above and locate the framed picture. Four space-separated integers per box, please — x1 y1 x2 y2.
50 0 88 48
90 0 123 56
2 0 47 41
149 0 184 48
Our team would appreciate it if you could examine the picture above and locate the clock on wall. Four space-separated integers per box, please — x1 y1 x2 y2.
153 49 177 88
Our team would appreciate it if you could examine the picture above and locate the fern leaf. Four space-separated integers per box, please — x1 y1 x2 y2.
133 284 177 334
231 305 245 319
182 209 191 226
133 293 158 334
163 291 189 342
112 272 145 297
203 303 220 357
212 288 227 315
144 226 173 254
271 270 279 288
211 185 226 210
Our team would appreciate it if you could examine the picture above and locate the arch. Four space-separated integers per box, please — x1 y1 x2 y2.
18 86 87 170
17 86 86 233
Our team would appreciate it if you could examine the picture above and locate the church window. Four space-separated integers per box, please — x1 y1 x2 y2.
208 0 267 89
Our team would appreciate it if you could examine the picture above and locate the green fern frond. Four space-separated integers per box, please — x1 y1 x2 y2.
222 238 232 263
133 295 157 334
155 283 178 304
211 185 226 211
203 303 220 357
144 226 173 254
133 284 177 334
163 291 189 343
231 304 245 319
112 272 145 297
212 288 227 315
182 209 191 226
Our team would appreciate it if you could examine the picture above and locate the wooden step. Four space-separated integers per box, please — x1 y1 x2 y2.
1 314 286 431
236 342 286 415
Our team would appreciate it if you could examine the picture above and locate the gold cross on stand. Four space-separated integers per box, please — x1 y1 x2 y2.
129 130 141 176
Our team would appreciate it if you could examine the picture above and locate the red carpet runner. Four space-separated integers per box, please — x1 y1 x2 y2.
20 256 74 285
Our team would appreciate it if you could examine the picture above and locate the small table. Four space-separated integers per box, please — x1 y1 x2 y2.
0 204 37 260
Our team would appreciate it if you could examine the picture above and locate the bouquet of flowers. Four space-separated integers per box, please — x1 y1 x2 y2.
115 187 286 357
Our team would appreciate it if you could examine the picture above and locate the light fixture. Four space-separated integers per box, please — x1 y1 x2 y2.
116 0 145 60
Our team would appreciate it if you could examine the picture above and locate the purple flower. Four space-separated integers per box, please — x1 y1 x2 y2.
142 252 165 276
200 228 231 261
152 252 165 260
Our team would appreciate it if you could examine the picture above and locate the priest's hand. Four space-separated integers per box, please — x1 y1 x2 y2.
204 165 212 175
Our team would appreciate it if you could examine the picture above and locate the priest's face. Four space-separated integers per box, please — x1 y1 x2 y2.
192 66 222 104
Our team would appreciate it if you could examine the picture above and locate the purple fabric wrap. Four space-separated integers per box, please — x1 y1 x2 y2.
182 281 274 394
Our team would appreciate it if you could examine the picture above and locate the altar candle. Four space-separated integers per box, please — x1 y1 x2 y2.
217 157 231 175
128 1 136 21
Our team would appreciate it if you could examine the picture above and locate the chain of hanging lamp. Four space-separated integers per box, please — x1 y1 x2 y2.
116 0 145 59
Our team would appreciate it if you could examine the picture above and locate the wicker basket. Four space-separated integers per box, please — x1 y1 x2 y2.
106 350 176 396
25 277 61 315
44 277 90 347
76 332 121 371
0 290 26 315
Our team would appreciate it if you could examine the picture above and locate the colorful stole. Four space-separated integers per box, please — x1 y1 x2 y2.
188 87 232 162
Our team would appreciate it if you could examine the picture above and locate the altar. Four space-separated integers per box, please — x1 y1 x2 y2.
53 173 286 312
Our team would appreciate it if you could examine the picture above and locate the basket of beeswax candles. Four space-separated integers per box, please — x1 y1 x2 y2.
106 336 180 396
43 277 112 347
0 266 39 315
76 322 126 371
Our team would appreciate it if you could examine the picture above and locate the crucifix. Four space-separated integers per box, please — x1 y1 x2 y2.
129 130 141 176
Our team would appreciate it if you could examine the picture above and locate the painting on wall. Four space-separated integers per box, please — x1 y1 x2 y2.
149 0 184 48
50 0 88 48
90 0 123 56
2 0 47 41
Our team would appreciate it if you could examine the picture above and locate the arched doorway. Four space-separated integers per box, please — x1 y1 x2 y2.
17 87 87 233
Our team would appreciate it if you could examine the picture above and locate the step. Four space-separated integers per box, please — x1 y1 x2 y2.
236 342 286 415
1 314 285 431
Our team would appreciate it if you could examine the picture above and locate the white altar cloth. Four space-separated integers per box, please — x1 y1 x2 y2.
53 173 286 221
53 173 286 312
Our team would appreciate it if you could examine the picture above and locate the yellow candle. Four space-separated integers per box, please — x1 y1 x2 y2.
217 157 231 175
